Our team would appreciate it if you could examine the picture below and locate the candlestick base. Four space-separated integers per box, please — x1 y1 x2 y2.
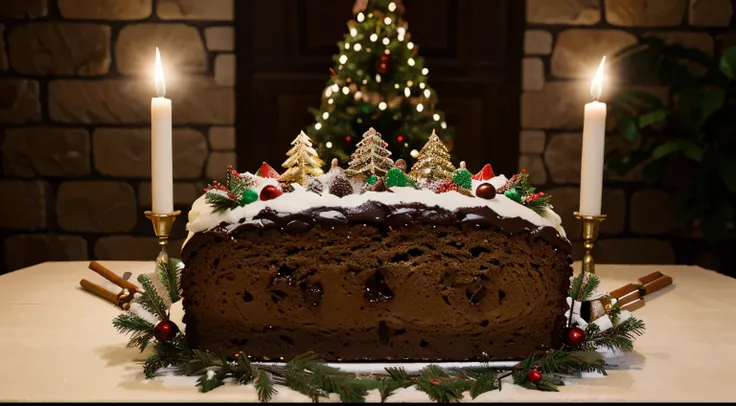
574 212 607 276
144 210 181 263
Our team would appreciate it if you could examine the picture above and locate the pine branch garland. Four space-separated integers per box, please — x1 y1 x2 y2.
197 369 226 393
135 273 169 322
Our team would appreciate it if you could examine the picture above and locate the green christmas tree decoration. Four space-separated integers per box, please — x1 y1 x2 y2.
305 0 454 166
408 129 455 182
240 189 258 206
366 174 378 185
385 167 408 188
504 189 521 203
279 131 325 187
452 168 472 189
345 128 394 177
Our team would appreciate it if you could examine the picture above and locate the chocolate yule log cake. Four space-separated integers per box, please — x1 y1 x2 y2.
180 129 572 362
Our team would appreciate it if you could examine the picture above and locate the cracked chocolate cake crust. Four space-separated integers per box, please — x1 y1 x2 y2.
180 202 573 362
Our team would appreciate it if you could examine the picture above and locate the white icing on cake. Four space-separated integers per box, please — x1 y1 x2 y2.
183 173 568 248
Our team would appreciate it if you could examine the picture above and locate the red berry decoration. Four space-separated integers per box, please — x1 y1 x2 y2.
475 183 497 200
564 326 586 348
154 320 179 342
527 368 543 383
260 185 283 201
472 164 495 181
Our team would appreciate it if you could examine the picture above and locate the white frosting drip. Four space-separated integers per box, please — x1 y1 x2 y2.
182 174 568 249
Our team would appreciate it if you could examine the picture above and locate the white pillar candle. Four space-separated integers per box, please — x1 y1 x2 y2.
151 47 173 214
579 56 607 216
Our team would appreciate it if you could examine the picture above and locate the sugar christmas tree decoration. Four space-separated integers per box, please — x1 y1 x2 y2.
408 130 455 182
279 131 325 186
346 128 394 177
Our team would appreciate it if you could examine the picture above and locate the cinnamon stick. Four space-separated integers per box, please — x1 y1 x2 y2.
615 291 641 307
610 283 639 300
641 275 673 295
80 279 119 305
638 271 664 286
619 299 646 312
88 261 139 293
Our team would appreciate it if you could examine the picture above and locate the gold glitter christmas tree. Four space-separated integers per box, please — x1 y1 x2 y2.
345 127 394 177
279 131 325 186
408 129 455 182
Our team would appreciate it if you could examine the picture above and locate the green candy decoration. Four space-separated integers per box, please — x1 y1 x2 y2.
385 167 408 188
452 168 472 189
504 188 522 203
240 189 259 206
406 177 418 189
366 174 378 185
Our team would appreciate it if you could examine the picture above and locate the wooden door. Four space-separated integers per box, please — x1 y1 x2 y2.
235 0 523 175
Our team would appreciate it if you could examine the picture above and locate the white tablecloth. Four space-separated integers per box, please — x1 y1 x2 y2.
0 261 734 402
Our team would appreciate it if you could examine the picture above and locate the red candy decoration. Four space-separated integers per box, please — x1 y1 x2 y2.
154 320 179 342
255 162 280 179
260 185 283 201
472 164 495 181
564 326 586 348
527 369 542 383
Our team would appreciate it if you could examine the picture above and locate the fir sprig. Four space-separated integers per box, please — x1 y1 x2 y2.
497 170 552 215
135 273 169 321
379 367 414 402
112 313 155 352
156 258 182 303
254 369 276 402
582 309 646 353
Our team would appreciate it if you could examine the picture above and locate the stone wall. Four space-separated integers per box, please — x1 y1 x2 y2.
0 0 236 272
521 0 734 263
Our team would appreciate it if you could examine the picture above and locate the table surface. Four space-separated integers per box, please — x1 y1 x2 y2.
1 261 735 402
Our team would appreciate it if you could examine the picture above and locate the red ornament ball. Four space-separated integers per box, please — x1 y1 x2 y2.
396 134 404 143
260 185 283 201
564 326 586 347
154 320 179 342
527 368 543 383
475 183 497 200
345 136 352 143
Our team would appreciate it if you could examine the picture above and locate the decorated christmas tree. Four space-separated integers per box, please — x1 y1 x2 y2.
346 127 394 177
305 0 453 167
279 131 325 186
408 129 455 182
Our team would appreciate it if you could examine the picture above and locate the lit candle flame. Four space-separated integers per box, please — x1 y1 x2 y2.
590 56 606 101
154 47 166 98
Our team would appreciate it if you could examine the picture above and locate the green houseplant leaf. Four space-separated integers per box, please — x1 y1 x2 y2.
638 109 669 128
697 89 726 131
652 139 704 162
719 46 736 80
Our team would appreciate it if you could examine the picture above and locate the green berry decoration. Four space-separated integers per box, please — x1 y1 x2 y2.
452 168 472 189
240 189 259 206
385 167 408 188
504 188 521 203
366 174 378 185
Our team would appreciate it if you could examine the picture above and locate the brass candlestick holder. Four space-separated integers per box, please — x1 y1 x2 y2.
144 210 181 263
574 211 606 275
